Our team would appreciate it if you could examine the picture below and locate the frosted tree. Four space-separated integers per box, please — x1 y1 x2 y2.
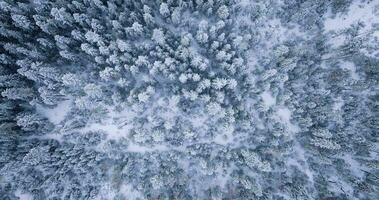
152 28 165 45
0 0 378 199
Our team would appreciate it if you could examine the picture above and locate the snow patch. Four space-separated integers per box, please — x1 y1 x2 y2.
340 61 360 80
36 99 72 124
276 107 300 134
286 150 314 183
327 35 346 49
342 154 365 178
324 1 379 32
189 114 208 128
333 96 345 111
119 184 144 200
95 183 143 200
82 122 131 141
213 125 235 145
81 105 138 140
261 90 276 108
14 190 33 200
127 143 169 153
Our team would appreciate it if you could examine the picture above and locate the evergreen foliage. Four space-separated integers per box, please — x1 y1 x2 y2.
0 0 378 199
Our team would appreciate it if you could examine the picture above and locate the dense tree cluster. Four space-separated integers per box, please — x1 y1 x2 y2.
0 0 378 199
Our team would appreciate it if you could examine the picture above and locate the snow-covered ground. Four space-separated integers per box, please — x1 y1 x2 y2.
36 99 72 125
324 1 379 33
2 0 377 199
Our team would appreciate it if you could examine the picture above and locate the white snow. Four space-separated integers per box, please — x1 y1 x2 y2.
276 107 300 134
80 105 138 141
36 99 72 124
276 106 314 184
327 174 355 197
342 154 365 178
119 184 144 200
261 90 276 108
327 34 346 49
333 96 345 111
340 61 360 80
324 1 379 60
286 142 315 184
214 164 234 189
213 125 235 145
277 107 291 122
96 183 143 200
40 133 64 142
127 143 169 153
14 190 33 200
82 122 131 140
189 114 208 128
324 1 379 32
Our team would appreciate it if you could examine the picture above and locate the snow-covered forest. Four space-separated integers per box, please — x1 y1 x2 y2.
0 0 378 199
